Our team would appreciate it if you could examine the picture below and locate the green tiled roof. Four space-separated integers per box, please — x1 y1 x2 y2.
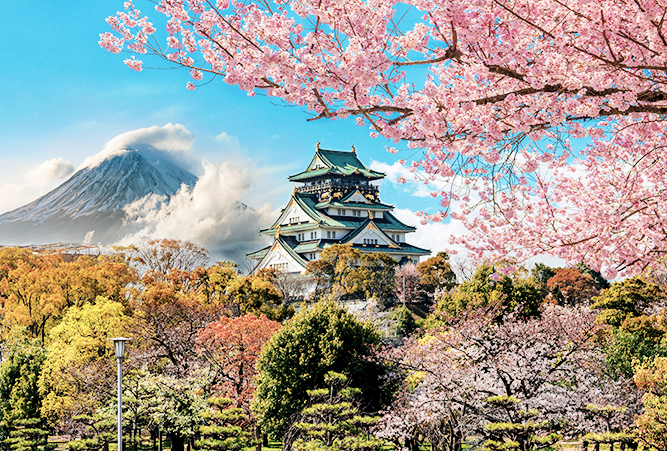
246 246 270 260
334 212 416 232
289 149 385 181
293 241 326 253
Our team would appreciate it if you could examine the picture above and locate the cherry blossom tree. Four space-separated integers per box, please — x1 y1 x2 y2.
376 305 641 450
101 0 667 277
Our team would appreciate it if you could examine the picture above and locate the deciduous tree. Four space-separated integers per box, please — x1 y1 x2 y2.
416 252 457 299
546 268 599 306
196 314 281 415
377 306 640 450
305 245 361 299
635 357 667 451
253 300 383 438
101 0 667 277
38 298 130 428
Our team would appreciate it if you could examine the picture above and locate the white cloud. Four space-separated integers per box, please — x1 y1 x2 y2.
117 159 277 265
0 157 75 214
78 123 196 170
393 208 470 259
215 131 234 143
31 157 74 181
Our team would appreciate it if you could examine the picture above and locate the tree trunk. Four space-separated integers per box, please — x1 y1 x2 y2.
594 443 600 451
254 426 262 451
610 443 614 451
169 433 185 451
158 430 162 451
581 440 588 451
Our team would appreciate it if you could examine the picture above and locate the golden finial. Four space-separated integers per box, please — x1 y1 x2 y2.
316 141 321 151
368 210 373 220
351 145 356 154
275 226 281 239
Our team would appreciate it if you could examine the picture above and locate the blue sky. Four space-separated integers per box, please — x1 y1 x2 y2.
0 0 466 257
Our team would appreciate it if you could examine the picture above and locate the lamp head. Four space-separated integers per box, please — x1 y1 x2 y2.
109 337 132 360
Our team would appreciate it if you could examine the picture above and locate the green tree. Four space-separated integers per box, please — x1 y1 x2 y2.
305 245 361 298
3 418 56 451
481 396 560 451
347 253 397 301
292 372 386 451
416 252 457 299
591 277 664 327
438 265 543 319
603 314 667 379
253 300 383 438
38 298 129 427
634 357 667 451
591 277 667 378
196 397 254 451
388 306 416 338
0 336 46 448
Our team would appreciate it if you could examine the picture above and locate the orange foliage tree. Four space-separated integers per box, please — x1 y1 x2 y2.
0 248 135 342
547 268 599 306
197 314 281 416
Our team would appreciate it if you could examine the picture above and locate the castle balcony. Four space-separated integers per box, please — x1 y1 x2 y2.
295 178 379 199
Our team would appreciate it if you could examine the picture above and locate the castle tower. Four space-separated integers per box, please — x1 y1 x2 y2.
246 145 430 273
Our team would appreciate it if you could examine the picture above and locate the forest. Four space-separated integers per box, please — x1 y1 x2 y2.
1 239 666 451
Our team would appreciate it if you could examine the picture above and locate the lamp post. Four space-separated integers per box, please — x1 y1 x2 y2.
109 337 132 451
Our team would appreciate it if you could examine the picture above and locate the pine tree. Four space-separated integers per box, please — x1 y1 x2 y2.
292 372 386 451
4 418 56 451
481 396 560 451
196 397 253 451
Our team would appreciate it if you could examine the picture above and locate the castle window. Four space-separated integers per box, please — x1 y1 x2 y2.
332 231 336 239
289 217 299 224
310 231 317 239
337 208 345 216
352 210 360 217
327 231 331 239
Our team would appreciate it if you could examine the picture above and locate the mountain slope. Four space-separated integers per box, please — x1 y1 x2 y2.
0 150 198 244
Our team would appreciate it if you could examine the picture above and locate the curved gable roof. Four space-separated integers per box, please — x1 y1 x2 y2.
289 148 385 181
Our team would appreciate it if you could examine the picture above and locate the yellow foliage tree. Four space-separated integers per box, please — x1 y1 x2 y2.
38 297 130 426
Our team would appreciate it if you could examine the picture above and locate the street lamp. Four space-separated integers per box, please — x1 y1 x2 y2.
109 337 132 451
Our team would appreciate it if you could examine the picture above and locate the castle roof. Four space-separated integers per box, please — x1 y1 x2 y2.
260 192 416 235
288 148 385 182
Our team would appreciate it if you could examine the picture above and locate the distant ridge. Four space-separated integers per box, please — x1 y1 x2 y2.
0 149 198 245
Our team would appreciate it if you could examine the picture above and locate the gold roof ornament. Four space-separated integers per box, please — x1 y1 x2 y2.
275 226 281 239
316 141 321 151
368 210 373 219
351 145 356 154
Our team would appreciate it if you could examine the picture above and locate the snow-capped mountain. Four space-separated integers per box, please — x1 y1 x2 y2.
0 149 198 245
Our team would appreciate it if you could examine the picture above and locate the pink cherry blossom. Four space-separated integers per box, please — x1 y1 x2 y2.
124 57 143 71
99 0 667 276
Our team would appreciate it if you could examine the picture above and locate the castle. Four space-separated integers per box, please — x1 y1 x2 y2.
246 145 430 273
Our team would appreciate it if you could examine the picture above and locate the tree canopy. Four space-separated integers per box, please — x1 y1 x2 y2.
101 0 667 277
253 300 384 437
